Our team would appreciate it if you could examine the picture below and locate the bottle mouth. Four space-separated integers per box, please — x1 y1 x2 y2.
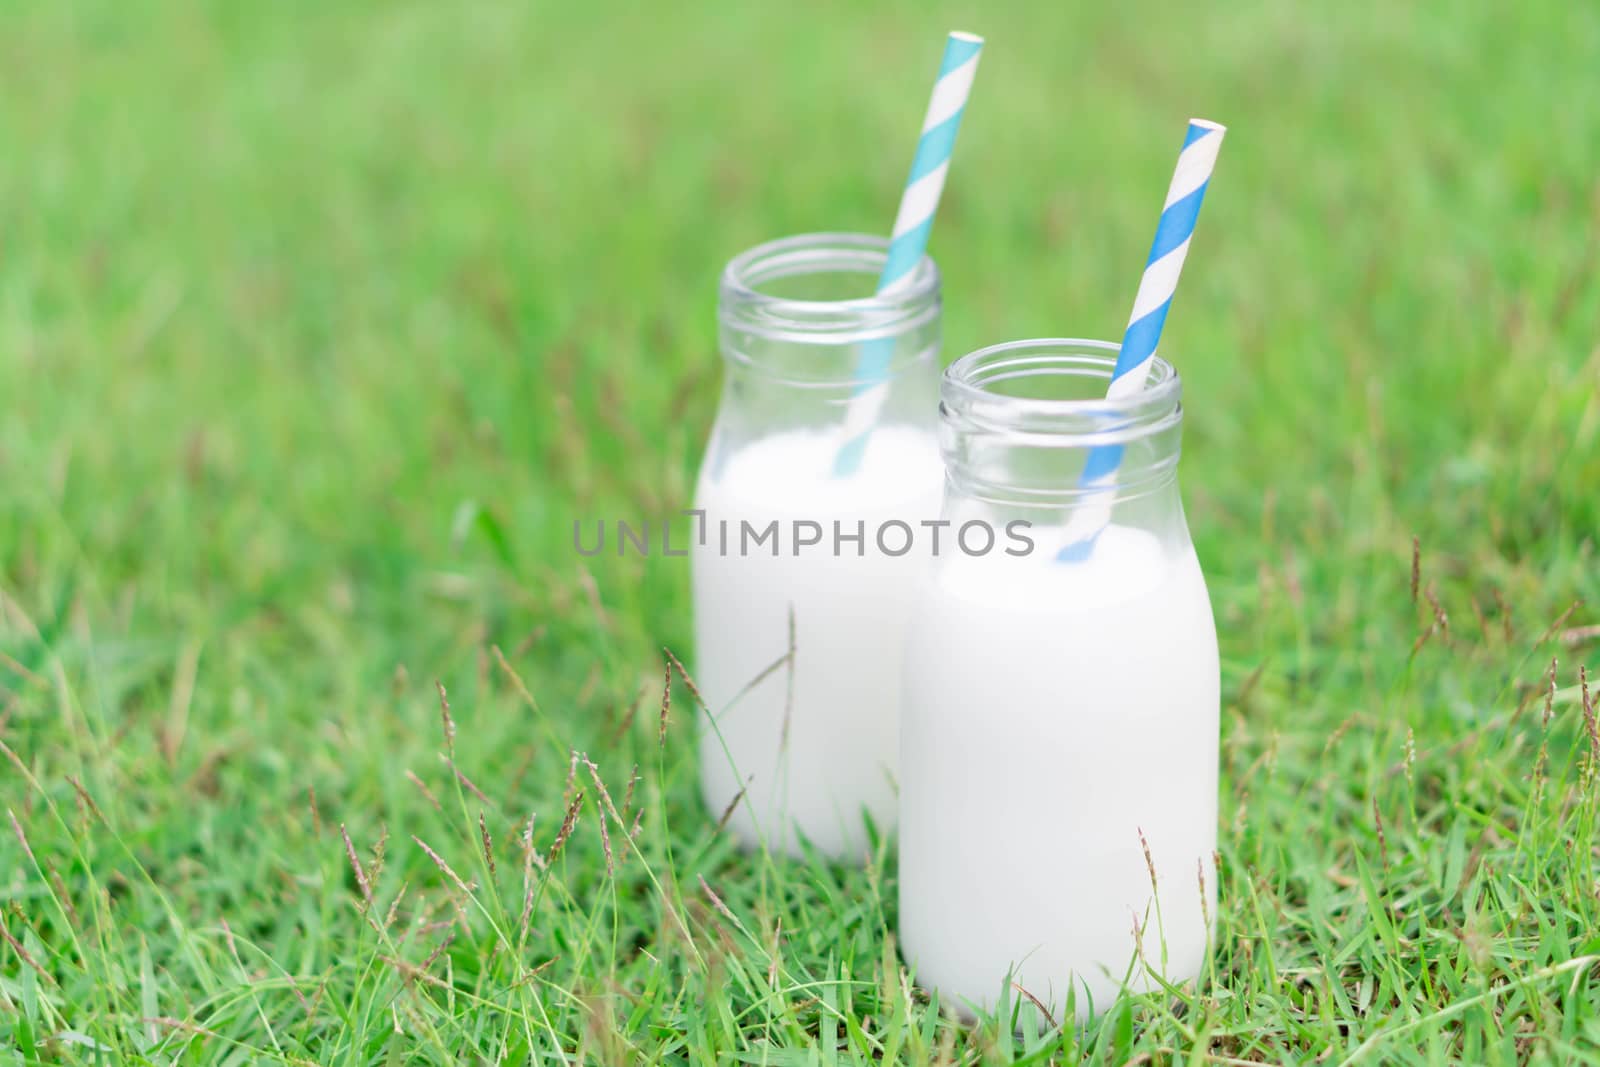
719 232 941 346
942 339 1182 445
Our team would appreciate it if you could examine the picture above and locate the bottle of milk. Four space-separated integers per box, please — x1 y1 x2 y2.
692 232 944 860
898 338 1220 1020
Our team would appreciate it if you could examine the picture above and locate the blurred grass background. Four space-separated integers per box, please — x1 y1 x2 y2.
1 0 1598 1062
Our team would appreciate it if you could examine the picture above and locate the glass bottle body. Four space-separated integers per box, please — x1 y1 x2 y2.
693 233 942 859
898 340 1220 1018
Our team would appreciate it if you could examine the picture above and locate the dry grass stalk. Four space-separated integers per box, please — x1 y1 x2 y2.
341 824 373 909
767 916 783 987
1411 621 1438 656
513 625 547 657
298 978 328 1036
479 812 496 877
1581 665 1599 762
46 862 81 930
698 874 734 922
1544 657 1559 728
141 1017 222 1040
549 790 583 864
621 764 640 820
658 658 672 747
412 836 473 897
450 761 490 805
405 769 443 812
0 647 44 687
563 751 580 807
715 779 750 833
491 644 541 711
1130 908 1149 970
381 954 452 991
609 687 644 747
420 929 455 972
0 919 52 983
581 755 630 872
593 797 614 874
1534 601 1583 648
369 825 389 885
8 809 36 869
1559 623 1600 647
384 882 409 932
1410 536 1420 604
662 647 708 710
519 817 540 941
435 680 456 754
1010 981 1059 1032
1424 583 1449 638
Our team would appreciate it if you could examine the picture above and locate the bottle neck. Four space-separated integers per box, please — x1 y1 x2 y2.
711 232 943 448
939 339 1188 542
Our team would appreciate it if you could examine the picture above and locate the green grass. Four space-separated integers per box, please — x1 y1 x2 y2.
3 0 1599 1062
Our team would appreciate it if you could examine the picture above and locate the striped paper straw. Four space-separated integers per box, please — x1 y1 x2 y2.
1057 118 1226 562
833 30 984 476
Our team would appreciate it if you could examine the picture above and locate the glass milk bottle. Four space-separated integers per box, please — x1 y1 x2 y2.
692 232 943 860
899 339 1220 1019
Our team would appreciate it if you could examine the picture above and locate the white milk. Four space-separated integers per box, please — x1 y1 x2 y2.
692 427 944 859
898 524 1219 1018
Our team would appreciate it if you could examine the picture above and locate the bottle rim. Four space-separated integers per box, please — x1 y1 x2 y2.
942 339 1182 446
719 232 941 347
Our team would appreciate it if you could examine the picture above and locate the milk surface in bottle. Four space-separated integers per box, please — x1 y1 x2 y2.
898 339 1221 1020
692 233 943 860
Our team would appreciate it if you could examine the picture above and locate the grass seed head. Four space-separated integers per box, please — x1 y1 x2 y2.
716 778 750 833
1545 657 1559 728
658 657 672 748
405 769 442 812
1580 665 1599 764
1424 582 1449 637
412 835 472 897
435 680 456 753
451 761 489 804
1410 535 1420 603
341 823 373 909
698 874 733 922
65 775 106 826
550 790 583 864
479 812 495 877
7 809 36 869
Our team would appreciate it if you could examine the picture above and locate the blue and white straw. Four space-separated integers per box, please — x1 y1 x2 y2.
834 31 984 476
1058 118 1226 561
